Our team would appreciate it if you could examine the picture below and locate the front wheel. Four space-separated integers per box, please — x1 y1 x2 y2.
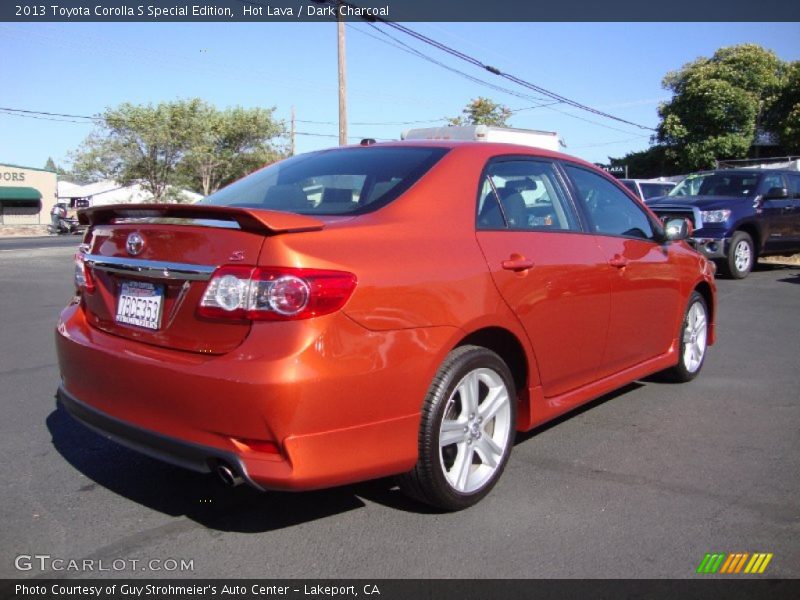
398 345 517 511
720 231 755 279
662 291 709 382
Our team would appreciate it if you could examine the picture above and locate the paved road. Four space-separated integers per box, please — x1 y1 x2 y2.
1 243 798 579
0 235 83 252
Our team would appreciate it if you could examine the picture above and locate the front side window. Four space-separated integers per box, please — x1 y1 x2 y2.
201 146 449 215
563 164 657 240
477 159 579 231
786 174 800 199
759 173 786 195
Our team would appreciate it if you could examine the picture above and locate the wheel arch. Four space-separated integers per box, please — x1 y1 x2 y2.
453 326 532 429
693 280 715 329
735 222 762 255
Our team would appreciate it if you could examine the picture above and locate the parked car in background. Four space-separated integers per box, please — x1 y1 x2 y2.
56 141 716 511
647 169 800 279
620 178 676 201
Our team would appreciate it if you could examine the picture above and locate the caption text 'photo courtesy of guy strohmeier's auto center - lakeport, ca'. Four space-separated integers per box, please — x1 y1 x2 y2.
1 1 799 589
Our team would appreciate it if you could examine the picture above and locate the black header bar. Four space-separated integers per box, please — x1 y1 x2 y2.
3 0 799 22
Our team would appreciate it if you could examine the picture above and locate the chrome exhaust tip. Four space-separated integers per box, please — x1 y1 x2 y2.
216 463 244 487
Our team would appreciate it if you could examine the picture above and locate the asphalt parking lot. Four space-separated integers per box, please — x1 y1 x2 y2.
1 238 798 579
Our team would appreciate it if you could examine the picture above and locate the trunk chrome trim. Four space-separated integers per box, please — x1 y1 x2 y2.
84 254 216 281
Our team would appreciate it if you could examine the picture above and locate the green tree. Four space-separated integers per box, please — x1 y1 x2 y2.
765 60 800 154
181 105 286 196
656 44 784 171
72 99 205 203
71 99 285 203
449 97 512 127
44 157 57 172
607 146 681 179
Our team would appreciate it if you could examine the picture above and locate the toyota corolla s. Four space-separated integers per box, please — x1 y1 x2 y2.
56 141 716 510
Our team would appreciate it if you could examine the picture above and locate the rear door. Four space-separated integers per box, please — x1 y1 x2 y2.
475 157 612 397
560 163 683 377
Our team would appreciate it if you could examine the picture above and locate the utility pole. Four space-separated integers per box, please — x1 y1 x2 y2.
290 105 296 156
337 5 347 146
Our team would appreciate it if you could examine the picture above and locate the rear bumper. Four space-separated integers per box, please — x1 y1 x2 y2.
56 301 456 491
57 385 264 489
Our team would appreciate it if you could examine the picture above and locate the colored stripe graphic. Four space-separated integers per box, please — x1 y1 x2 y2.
720 553 749 573
744 553 773 574
698 552 773 574
697 553 726 574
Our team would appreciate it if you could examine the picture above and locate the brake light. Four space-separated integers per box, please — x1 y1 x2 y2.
74 252 95 293
198 266 357 321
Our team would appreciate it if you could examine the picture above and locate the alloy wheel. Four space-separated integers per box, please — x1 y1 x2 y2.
438 367 512 494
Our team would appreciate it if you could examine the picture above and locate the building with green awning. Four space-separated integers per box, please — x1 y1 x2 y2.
0 163 57 227
0 186 43 202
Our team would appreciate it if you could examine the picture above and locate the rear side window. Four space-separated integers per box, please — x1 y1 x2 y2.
201 147 449 215
477 159 579 231
563 164 657 240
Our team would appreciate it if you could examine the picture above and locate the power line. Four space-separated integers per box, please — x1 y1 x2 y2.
326 1 656 132
0 106 97 120
0 108 95 124
1 105 647 151
353 21 553 106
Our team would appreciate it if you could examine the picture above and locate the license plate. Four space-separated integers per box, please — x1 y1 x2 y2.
116 281 164 330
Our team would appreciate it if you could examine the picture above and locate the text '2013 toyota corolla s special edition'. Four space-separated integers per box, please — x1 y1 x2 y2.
56 141 717 511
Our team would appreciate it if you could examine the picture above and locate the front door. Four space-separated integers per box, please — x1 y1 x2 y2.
475 158 613 398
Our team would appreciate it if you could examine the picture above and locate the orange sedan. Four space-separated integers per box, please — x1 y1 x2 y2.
56 141 716 510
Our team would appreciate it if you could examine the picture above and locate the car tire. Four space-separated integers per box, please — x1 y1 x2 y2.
662 291 709 383
720 231 755 279
398 345 517 511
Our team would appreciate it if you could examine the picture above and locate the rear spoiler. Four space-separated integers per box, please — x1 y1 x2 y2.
77 204 325 234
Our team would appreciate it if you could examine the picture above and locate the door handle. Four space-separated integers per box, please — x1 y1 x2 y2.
609 254 629 269
501 256 535 272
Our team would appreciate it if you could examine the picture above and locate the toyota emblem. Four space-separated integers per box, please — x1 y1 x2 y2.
126 232 145 256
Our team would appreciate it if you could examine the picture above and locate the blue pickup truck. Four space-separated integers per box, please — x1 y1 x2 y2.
647 169 800 279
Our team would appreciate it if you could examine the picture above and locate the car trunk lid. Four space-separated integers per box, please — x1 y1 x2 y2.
78 204 325 354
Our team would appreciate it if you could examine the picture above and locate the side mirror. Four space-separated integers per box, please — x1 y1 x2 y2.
663 217 691 242
764 186 789 200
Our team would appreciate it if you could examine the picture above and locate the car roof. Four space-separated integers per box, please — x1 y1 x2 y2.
350 139 600 171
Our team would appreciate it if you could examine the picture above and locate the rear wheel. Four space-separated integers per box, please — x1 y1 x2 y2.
720 231 754 279
663 291 709 382
399 345 516 511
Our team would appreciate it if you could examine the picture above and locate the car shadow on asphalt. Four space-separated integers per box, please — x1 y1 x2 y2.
46 402 439 532
753 261 800 284
46 380 670 527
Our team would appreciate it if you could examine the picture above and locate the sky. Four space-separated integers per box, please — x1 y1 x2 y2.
1 21 799 172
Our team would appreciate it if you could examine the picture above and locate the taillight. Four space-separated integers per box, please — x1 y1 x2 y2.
74 252 95 293
198 266 357 321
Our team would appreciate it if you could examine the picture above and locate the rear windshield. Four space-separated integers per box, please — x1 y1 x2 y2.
200 146 449 215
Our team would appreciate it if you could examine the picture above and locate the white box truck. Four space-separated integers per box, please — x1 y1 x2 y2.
401 125 564 152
